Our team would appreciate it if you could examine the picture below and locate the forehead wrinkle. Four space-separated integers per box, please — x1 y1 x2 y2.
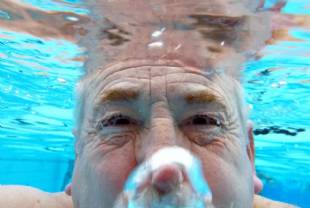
93 61 188 85
84 60 209 96
90 61 203 90
84 61 217 112
89 65 175 101
166 72 214 86
84 68 150 113
92 67 149 95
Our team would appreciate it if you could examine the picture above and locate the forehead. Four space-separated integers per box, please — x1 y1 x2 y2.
86 60 229 93
81 60 239 109
76 61 246 137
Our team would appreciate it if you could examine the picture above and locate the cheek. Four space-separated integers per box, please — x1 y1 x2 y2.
200 152 237 205
76 140 137 207
193 140 252 207
95 141 137 192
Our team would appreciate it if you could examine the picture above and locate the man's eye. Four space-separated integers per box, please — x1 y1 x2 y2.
97 114 137 129
185 115 222 127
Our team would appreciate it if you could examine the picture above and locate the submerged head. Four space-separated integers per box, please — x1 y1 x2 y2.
70 59 261 208
69 0 268 207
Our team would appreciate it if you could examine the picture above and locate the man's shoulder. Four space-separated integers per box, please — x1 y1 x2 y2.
0 185 298 208
254 194 299 208
0 185 72 208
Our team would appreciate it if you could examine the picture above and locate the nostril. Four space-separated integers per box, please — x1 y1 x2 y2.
151 164 184 195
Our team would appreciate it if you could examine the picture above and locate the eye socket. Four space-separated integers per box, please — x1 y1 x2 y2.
185 114 222 127
97 114 137 129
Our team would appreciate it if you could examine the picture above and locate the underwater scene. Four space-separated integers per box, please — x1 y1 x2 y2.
0 0 309 207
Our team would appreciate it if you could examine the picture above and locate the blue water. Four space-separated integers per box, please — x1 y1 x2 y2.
0 0 309 207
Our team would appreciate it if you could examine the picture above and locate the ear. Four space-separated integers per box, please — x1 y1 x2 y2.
65 183 72 196
246 121 263 194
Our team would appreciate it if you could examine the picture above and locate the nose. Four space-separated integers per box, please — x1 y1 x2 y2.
135 111 190 194
151 163 184 194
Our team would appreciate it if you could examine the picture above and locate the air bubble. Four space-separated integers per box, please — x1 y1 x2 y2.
57 78 67 83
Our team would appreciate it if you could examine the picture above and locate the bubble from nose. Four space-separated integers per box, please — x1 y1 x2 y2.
151 163 184 194
123 146 213 208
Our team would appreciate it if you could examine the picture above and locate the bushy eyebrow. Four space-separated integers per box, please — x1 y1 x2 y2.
185 90 225 107
99 88 139 103
97 87 225 108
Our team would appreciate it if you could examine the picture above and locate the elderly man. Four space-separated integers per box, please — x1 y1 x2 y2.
0 57 298 208
0 58 297 207
0 59 297 208
0 0 298 207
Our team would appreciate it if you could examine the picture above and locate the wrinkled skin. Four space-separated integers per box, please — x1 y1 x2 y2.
71 60 256 208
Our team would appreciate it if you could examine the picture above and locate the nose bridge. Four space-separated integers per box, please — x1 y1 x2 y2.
143 103 177 158
139 67 185 161
151 115 176 146
136 104 180 163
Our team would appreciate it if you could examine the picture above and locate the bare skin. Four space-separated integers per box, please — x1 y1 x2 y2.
0 0 89 41
0 185 296 208
0 186 72 208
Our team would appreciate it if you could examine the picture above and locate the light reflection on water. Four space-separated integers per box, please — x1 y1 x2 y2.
81 0 270 76
0 0 309 207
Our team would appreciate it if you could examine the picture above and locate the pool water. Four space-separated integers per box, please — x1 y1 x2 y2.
0 0 309 207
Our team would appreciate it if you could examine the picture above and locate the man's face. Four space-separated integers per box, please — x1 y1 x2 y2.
71 60 254 208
